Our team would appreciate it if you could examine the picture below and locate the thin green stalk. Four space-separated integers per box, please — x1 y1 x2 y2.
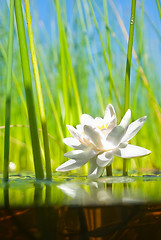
0 43 28 116
37 52 64 140
95 78 105 114
132 0 144 117
55 0 82 122
77 0 105 114
138 0 144 60
109 0 161 124
143 7 161 41
88 0 122 112
123 0 136 176
89 0 127 56
103 0 113 176
156 0 161 19
103 0 112 102
15 0 44 179
55 0 69 132
24 0 52 179
62 26 82 120
76 0 93 64
3 0 14 180
106 165 112 176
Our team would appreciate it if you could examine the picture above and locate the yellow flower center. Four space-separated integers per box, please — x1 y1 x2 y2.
98 122 108 130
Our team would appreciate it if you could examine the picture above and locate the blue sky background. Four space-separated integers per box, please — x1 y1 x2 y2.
29 0 161 68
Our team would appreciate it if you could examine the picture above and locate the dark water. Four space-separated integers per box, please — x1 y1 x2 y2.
1 204 161 239
1 174 161 239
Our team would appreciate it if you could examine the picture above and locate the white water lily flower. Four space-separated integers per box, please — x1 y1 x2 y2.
56 104 151 179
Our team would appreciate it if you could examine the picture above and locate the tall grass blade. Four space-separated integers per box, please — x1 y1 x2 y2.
156 0 161 19
103 0 112 102
109 0 161 125
37 53 64 140
103 0 113 176
62 25 82 120
14 0 44 179
132 0 144 118
55 0 70 131
123 0 136 176
88 0 122 112
124 0 136 113
24 0 52 179
0 43 28 116
77 0 105 114
55 0 82 122
3 0 14 180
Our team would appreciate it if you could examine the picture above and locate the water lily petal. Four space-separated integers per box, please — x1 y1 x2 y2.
66 125 79 138
119 109 131 130
88 157 104 178
76 124 84 134
63 137 85 150
88 156 104 178
121 116 146 142
115 143 151 158
88 157 97 174
94 117 104 127
84 125 104 149
105 125 125 149
64 149 96 160
104 104 117 124
81 114 95 127
88 166 104 179
96 152 114 167
56 158 88 172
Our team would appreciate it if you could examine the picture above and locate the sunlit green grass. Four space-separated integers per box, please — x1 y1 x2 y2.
0 0 160 177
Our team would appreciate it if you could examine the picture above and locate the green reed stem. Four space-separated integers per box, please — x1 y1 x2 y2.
37 52 64 140
103 0 112 102
62 27 83 120
3 0 14 180
88 0 122 112
77 0 104 115
0 43 28 116
109 0 161 126
24 0 52 179
103 0 113 176
15 0 44 179
55 0 69 131
56 0 82 123
106 165 112 176
156 0 161 19
123 0 136 176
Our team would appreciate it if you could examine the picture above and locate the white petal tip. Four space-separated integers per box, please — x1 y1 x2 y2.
107 103 114 109
140 116 147 122
124 109 131 118
64 152 69 158
66 124 70 128
56 167 62 172
127 109 131 115
56 165 67 171
141 149 151 157
138 149 151 158
146 150 151 155
56 167 67 172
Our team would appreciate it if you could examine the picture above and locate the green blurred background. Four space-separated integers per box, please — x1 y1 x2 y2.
0 0 160 175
